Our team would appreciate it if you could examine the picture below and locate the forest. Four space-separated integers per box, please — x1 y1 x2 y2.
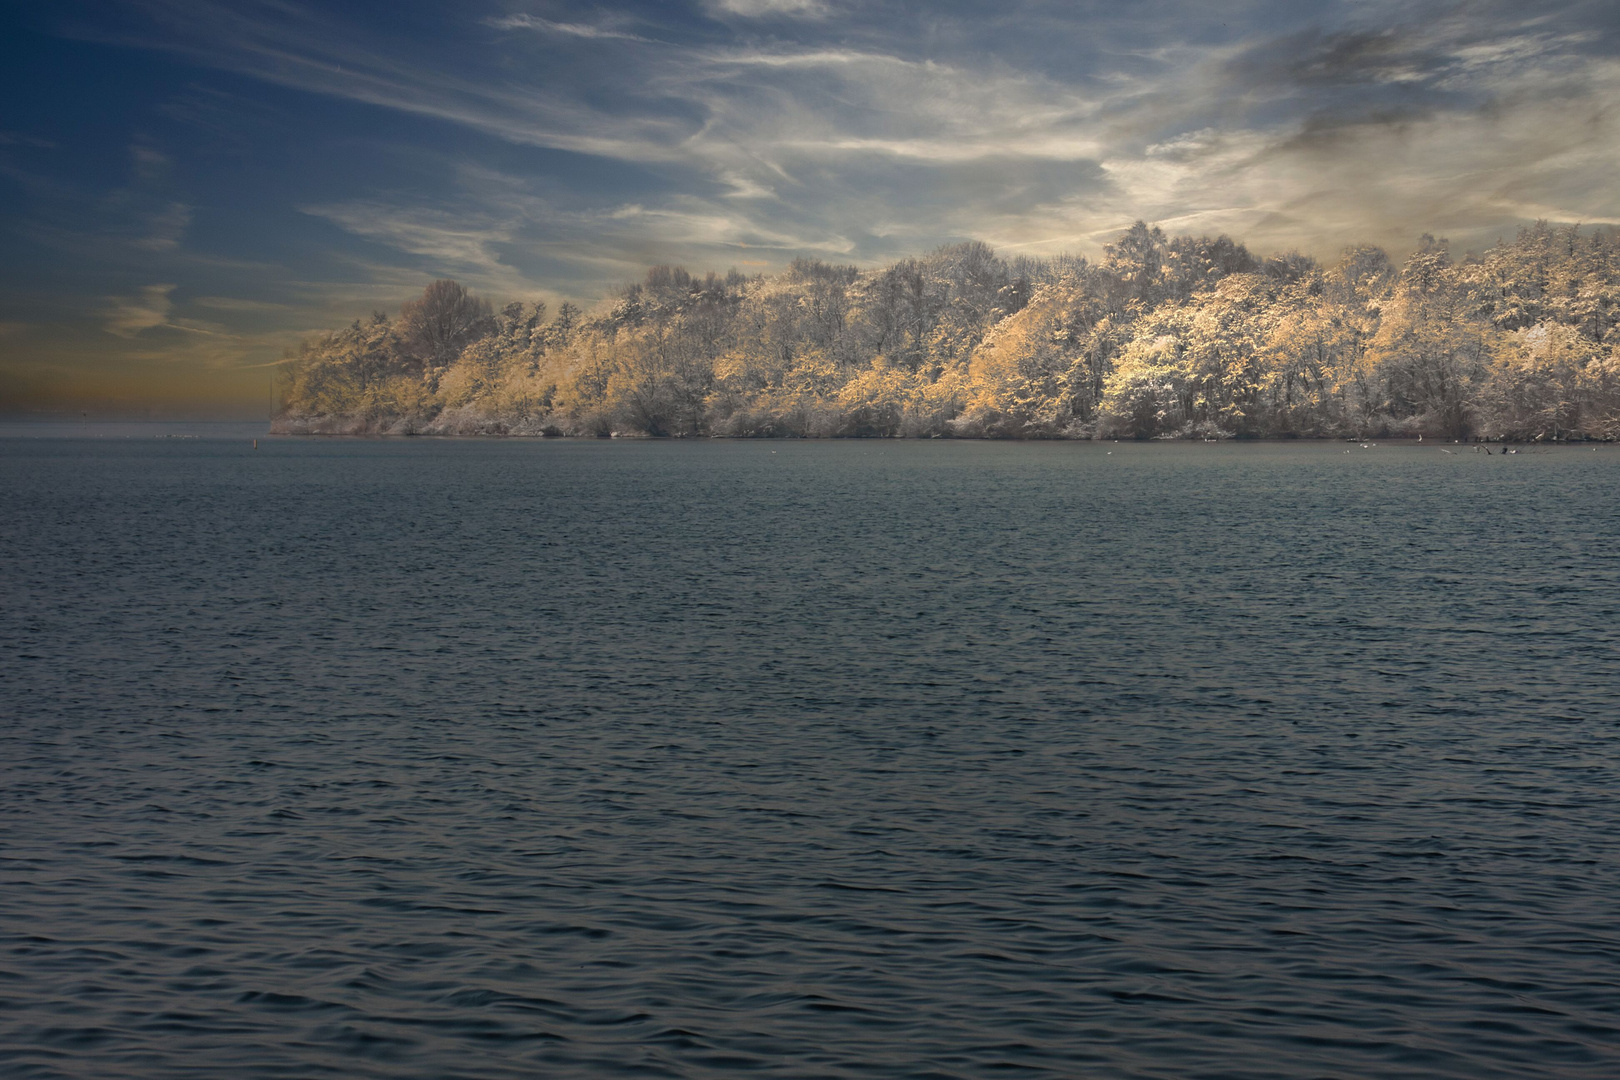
274 222 1620 440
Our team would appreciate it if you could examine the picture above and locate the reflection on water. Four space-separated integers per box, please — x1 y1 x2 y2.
2 438 1618 1079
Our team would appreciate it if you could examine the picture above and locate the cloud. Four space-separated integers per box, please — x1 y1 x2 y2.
69 1 698 164
96 290 230 341
302 200 514 270
707 0 830 18
705 47 920 68
191 296 293 312
137 201 192 251
44 0 1620 333
103 284 176 337
298 159 866 306
130 143 171 181
485 14 649 42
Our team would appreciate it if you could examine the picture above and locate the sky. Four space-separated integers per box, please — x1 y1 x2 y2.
1 0 1618 416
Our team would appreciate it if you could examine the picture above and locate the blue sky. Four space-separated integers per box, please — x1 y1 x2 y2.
2 0 1617 414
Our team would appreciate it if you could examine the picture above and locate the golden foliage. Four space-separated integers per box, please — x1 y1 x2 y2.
280 225 1620 440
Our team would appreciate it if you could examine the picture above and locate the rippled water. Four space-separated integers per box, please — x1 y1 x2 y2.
3 434 1619 1079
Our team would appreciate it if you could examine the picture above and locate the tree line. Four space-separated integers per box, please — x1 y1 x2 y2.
275 222 1620 440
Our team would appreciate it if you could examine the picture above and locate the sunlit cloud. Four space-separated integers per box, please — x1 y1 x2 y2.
485 13 650 42
191 296 295 312
78 0 1618 275
706 0 831 18
103 284 176 337
302 201 515 272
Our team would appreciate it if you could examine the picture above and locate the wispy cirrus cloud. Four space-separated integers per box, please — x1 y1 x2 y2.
136 201 192 251
103 283 176 337
706 0 832 18
484 13 650 41
84 1 1620 266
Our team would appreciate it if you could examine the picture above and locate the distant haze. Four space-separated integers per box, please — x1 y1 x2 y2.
2 0 1618 415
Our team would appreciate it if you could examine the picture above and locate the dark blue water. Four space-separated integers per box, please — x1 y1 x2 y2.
3 435 1618 1079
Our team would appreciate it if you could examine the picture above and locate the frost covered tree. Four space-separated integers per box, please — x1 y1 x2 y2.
276 222 1620 440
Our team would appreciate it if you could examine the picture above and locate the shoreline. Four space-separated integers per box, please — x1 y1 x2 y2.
265 419 1612 445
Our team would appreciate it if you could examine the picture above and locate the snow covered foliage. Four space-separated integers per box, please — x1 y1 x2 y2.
277 224 1620 439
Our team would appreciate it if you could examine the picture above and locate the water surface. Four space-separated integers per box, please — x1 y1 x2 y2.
3 436 1618 1078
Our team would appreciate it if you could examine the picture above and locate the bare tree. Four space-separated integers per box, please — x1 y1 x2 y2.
399 280 494 378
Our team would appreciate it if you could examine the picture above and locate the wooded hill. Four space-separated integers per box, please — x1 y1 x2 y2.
274 222 1620 440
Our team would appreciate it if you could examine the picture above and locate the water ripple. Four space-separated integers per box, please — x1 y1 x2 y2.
2 438 1618 1078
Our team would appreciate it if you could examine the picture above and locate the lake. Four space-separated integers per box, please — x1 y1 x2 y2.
2 432 1618 1078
